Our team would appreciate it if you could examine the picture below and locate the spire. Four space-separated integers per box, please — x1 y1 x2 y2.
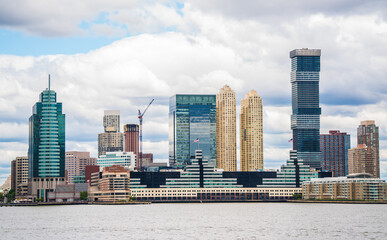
48 74 51 91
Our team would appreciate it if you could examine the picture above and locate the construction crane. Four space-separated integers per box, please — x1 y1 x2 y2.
138 99 154 170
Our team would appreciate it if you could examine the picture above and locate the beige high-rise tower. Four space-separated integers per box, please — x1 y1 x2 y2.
240 90 263 171
216 85 237 171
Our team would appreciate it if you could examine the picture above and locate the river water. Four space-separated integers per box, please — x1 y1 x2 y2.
1 203 386 239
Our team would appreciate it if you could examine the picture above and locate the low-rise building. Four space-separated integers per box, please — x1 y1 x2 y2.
89 165 131 202
28 177 66 202
302 173 387 200
131 187 302 201
47 183 88 202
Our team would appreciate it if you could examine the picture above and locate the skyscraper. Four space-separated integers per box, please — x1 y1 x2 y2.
28 80 65 178
358 120 379 157
169 94 217 168
320 130 350 177
240 90 263 171
348 120 379 178
216 85 237 171
98 110 123 157
103 110 120 132
123 124 139 166
290 48 321 169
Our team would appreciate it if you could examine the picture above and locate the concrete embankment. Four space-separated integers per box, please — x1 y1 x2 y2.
287 200 387 204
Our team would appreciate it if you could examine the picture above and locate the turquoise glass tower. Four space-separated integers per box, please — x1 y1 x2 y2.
28 77 65 178
169 94 216 168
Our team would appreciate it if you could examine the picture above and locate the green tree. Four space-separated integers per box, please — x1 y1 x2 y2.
80 191 88 201
6 189 15 203
291 193 302 200
0 192 4 202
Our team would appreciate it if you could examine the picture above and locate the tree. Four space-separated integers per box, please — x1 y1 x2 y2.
291 193 302 200
80 191 88 201
6 189 15 203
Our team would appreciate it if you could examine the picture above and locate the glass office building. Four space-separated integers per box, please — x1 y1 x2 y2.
261 150 319 187
28 84 65 178
162 150 240 188
169 94 216 168
290 48 322 169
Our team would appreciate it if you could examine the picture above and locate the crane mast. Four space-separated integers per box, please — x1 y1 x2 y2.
138 99 154 170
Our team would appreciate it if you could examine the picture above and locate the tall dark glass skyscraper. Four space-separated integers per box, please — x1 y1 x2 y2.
28 80 65 178
169 94 216 168
290 48 321 169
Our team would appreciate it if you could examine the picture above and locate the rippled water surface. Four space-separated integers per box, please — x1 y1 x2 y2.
1 203 386 239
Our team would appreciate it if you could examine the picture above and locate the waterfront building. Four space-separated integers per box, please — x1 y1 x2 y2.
169 94 217 168
123 124 140 167
47 183 88 202
11 156 29 197
129 170 276 189
28 177 66 201
88 165 131 202
97 152 136 170
130 187 302 202
65 151 97 184
260 150 319 187
98 110 123 157
240 90 263 171
216 85 237 171
161 150 241 188
320 130 350 177
303 173 387 200
28 79 66 178
290 48 322 169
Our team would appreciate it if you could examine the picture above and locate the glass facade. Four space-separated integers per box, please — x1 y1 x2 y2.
290 49 321 169
28 88 65 178
169 95 216 168
162 150 241 188
261 150 319 187
97 152 136 169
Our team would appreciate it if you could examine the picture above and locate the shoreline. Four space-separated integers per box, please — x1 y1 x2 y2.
2 199 387 206
287 200 387 204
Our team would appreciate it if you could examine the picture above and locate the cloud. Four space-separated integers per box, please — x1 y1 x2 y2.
1 1 387 184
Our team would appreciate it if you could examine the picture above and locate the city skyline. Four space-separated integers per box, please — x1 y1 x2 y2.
1 1 387 185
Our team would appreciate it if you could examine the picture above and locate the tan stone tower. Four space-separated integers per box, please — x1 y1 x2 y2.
348 120 379 178
216 85 237 171
240 90 263 171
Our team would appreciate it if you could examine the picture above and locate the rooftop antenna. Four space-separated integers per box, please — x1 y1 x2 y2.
48 74 51 91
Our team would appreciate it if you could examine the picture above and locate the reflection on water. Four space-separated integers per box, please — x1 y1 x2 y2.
1 203 386 239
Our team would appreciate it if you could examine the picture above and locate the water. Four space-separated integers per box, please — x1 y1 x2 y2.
1 203 386 239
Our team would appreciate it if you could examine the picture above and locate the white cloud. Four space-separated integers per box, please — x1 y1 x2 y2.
1 1 387 181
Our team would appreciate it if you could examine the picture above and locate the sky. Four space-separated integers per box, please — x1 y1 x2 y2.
1 0 387 185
